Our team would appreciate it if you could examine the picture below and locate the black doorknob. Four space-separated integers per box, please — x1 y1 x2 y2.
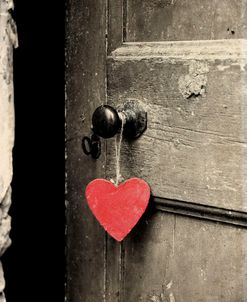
92 100 147 139
82 100 147 158
92 105 121 139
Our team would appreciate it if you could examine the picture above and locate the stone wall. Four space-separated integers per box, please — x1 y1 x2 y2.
0 0 17 300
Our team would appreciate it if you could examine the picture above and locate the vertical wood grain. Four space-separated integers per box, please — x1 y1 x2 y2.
108 0 123 53
122 212 247 302
65 1 107 301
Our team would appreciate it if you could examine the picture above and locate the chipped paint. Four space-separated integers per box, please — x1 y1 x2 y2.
149 295 161 302
169 292 176 302
147 280 176 301
178 60 209 99
166 280 173 290
217 64 231 71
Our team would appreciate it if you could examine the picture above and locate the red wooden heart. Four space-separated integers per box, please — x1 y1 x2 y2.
85 178 150 241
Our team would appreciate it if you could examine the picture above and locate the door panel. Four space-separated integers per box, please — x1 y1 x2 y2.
126 0 247 41
122 212 247 302
106 1 247 302
107 40 247 212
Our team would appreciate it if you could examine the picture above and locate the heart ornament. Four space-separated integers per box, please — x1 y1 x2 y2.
85 178 150 241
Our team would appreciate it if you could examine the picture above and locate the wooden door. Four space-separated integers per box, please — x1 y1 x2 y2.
66 1 247 301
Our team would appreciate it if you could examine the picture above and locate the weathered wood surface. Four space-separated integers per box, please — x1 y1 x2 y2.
66 1 247 301
0 0 17 300
65 0 107 301
108 0 123 54
121 212 247 302
106 39 247 213
105 237 123 302
126 0 247 42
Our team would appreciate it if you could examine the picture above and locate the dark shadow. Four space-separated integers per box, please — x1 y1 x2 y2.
127 194 156 243
2 1 65 301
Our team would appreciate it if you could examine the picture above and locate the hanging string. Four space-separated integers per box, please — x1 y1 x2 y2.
115 113 125 186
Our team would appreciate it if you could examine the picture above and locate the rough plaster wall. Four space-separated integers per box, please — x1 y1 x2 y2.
0 0 17 300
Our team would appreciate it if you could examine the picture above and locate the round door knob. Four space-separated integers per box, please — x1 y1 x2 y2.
92 105 121 139
91 100 147 139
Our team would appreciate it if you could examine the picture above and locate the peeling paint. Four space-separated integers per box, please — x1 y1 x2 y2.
149 295 161 302
147 280 175 301
169 292 176 302
166 280 173 290
178 60 209 99
217 64 231 71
